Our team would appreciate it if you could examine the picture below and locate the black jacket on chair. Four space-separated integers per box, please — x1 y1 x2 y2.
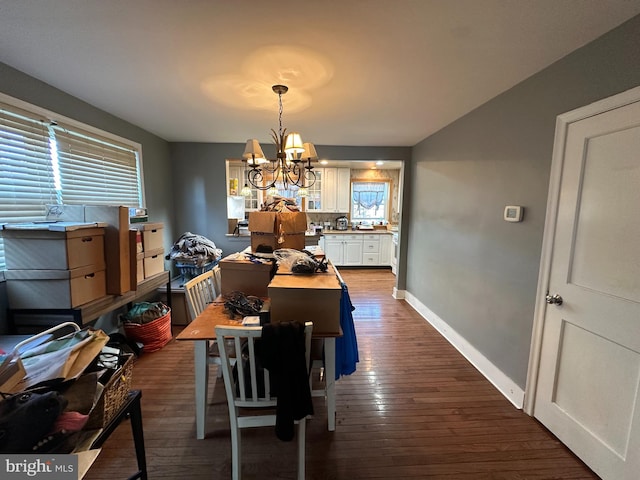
258 321 314 441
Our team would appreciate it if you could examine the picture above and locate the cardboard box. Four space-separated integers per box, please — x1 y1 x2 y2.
6 265 107 309
134 230 143 253
127 230 139 289
2 226 105 271
268 266 341 335
143 248 165 279
84 205 131 295
249 212 277 233
249 211 307 252
219 254 275 297
136 253 144 283
132 222 164 251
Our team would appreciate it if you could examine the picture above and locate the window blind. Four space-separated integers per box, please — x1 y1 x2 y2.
0 97 143 270
0 104 57 268
53 124 141 206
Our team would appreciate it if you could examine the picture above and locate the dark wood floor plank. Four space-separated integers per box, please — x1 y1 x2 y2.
85 269 599 479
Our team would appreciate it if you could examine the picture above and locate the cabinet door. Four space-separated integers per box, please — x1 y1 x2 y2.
305 168 323 212
344 237 363 265
227 164 259 210
324 237 344 265
322 168 337 212
336 168 351 212
379 234 392 265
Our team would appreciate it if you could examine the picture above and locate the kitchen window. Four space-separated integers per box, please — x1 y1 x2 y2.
0 94 144 270
350 180 390 223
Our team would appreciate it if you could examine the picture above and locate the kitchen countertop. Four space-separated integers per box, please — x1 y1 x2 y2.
225 232 321 238
321 229 393 235
224 230 394 238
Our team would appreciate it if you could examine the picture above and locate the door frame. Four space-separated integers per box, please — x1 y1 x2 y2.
524 85 640 415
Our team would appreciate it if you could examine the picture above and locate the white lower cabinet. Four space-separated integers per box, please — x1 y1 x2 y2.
323 236 343 265
323 234 362 266
322 233 392 266
361 234 380 265
379 233 392 265
343 237 364 265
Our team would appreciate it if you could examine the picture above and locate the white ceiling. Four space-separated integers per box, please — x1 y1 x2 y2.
1 1 639 148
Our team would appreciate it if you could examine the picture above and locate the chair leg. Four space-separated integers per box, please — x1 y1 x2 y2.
297 418 306 480
231 424 241 480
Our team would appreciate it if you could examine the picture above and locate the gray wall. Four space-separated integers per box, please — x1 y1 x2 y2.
0 62 174 333
170 142 411 275
407 15 640 389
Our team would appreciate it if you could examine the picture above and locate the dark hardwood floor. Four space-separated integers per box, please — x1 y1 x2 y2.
85 269 599 479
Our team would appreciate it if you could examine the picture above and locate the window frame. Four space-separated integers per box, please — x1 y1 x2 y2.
350 178 392 224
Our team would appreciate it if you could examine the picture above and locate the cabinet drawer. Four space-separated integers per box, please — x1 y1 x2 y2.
363 240 380 253
362 253 380 265
362 234 380 241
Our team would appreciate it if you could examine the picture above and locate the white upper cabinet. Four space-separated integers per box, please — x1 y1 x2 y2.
305 168 324 212
227 162 260 211
317 167 350 213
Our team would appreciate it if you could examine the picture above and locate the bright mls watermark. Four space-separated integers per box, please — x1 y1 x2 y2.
2 455 77 479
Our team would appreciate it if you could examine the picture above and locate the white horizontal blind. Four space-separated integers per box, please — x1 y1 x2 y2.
0 104 57 268
53 124 141 206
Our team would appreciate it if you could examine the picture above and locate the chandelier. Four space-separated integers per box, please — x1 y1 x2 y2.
241 85 318 196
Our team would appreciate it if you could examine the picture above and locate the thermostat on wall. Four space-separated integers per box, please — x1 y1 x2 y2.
504 205 523 222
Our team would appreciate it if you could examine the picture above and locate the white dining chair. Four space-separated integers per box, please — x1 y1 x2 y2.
216 321 313 480
183 267 232 377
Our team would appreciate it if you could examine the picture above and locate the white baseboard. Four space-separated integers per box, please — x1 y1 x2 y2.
405 291 524 409
392 287 405 299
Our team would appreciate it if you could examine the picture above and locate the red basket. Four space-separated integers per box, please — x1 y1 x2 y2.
123 309 172 352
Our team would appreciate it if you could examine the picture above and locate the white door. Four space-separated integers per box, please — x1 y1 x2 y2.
531 89 640 480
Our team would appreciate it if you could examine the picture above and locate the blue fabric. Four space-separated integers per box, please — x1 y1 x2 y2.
335 283 359 380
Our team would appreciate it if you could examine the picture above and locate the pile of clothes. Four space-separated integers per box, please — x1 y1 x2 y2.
166 232 222 267
261 195 300 212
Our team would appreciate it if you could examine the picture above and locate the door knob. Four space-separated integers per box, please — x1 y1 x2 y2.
545 294 563 306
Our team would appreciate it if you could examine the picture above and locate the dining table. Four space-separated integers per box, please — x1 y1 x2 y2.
175 298 338 440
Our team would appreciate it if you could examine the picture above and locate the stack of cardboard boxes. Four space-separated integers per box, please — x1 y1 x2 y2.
2 223 107 308
130 222 165 284
1 205 166 311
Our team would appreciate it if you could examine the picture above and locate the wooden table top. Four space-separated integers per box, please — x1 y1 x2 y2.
176 297 341 340
175 300 243 341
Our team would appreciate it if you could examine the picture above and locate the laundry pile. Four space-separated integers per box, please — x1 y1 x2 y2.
166 232 222 267
261 195 300 212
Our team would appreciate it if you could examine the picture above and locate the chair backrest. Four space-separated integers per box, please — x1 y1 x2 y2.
183 269 219 321
216 322 313 408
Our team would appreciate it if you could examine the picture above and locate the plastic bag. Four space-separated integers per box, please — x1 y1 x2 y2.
273 249 327 274
273 249 312 269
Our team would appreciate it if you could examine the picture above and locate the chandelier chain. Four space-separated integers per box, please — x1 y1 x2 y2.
278 91 284 139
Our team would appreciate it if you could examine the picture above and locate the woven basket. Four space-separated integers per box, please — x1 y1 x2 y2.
85 353 134 429
123 309 173 353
